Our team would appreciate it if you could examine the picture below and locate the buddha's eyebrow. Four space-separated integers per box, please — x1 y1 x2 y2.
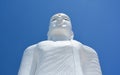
51 17 57 21
51 18 56 21
63 17 69 21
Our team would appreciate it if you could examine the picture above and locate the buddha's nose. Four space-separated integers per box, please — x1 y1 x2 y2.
57 14 63 23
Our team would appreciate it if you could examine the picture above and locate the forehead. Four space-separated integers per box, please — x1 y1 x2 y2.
51 13 70 19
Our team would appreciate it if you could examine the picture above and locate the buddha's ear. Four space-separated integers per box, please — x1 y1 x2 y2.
47 31 50 40
70 31 74 40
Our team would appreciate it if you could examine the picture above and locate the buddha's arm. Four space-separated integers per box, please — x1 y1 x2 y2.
81 45 102 75
18 45 37 75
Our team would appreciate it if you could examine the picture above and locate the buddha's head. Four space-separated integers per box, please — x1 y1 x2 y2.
47 13 74 41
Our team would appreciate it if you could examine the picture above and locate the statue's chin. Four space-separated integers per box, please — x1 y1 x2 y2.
49 28 71 41
50 28 70 36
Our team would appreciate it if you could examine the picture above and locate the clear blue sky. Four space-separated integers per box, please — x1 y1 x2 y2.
0 0 120 75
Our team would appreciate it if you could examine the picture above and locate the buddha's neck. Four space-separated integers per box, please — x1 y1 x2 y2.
50 35 71 41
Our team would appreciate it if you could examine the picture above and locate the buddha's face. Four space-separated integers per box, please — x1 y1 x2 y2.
50 13 72 30
48 13 73 41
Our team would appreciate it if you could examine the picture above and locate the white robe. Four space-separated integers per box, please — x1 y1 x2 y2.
18 40 102 75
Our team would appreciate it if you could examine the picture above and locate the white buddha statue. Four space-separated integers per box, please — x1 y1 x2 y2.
18 13 102 75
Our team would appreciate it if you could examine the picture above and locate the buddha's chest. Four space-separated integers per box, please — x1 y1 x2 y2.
35 45 76 75
34 41 83 75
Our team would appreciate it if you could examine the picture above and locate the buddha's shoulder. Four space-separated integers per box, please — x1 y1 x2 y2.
71 40 83 47
82 44 97 55
37 40 54 46
71 40 97 54
24 44 37 53
23 40 54 53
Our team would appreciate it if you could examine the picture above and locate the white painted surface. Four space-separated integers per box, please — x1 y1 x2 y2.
18 13 102 75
